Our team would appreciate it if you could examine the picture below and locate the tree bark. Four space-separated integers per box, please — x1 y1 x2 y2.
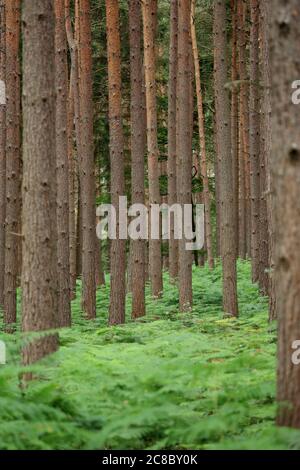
177 0 193 311
213 0 238 317
22 0 59 364
4 0 21 328
249 0 260 283
271 0 300 428
129 0 146 319
106 0 126 325
167 0 179 281
78 0 96 319
142 0 163 299
191 0 214 270
55 0 71 326
0 0 6 309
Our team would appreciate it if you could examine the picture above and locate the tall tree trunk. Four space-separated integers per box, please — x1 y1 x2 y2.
191 0 214 270
4 0 21 328
67 67 77 298
177 0 193 311
142 0 163 299
106 0 126 325
260 0 275 320
258 0 270 297
129 0 146 319
230 0 239 259
55 0 71 326
213 0 238 317
0 0 6 309
167 0 178 281
237 0 251 259
271 0 300 428
78 0 96 319
249 0 260 283
22 0 59 364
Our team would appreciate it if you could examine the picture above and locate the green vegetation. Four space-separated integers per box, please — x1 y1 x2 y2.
1 261 300 450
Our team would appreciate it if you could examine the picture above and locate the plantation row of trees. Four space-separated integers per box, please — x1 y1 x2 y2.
0 0 300 428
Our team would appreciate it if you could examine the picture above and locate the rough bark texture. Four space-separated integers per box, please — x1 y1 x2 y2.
142 0 163 298
167 0 178 281
191 0 214 270
78 0 96 319
106 0 126 325
249 0 260 283
55 0 71 326
271 0 300 428
230 0 239 259
260 0 275 320
258 0 270 298
237 0 251 259
177 0 192 311
213 0 238 317
0 0 6 309
4 0 21 327
22 0 59 364
129 0 145 318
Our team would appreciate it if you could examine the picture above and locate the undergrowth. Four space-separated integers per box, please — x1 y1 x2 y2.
1 260 300 450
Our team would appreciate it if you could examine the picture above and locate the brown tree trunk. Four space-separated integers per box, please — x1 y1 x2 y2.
0 0 6 309
167 0 178 281
106 0 126 325
230 0 239 259
191 0 214 270
4 0 21 328
271 0 300 428
67 67 77 298
55 0 71 326
177 0 193 311
249 0 260 283
142 0 163 299
237 0 251 259
258 0 270 297
213 0 238 317
22 0 59 364
260 0 275 320
78 0 96 319
129 0 146 319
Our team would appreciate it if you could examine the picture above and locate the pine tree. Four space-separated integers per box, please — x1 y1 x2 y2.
213 0 238 317
106 0 126 325
142 0 163 299
271 0 300 428
129 0 146 319
22 0 59 365
55 0 71 326
78 0 96 319
0 0 6 309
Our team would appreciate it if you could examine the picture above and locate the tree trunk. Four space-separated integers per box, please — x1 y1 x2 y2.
258 0 270 297
249 0 260 283
260 0 275 320
106 0 126 325
177 0 193 312
55 0 71 326
129 0 146 319
191 0 214 270
271 0 300 428
78 0 96 319
4 0 21 328
230 0 239 259
237 0 251 259
142 0 163 299
213 0 238 317
22 0 59 364
0 1 6 309
167 0 179 281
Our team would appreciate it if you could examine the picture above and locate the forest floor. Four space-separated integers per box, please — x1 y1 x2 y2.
1 261 300 450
